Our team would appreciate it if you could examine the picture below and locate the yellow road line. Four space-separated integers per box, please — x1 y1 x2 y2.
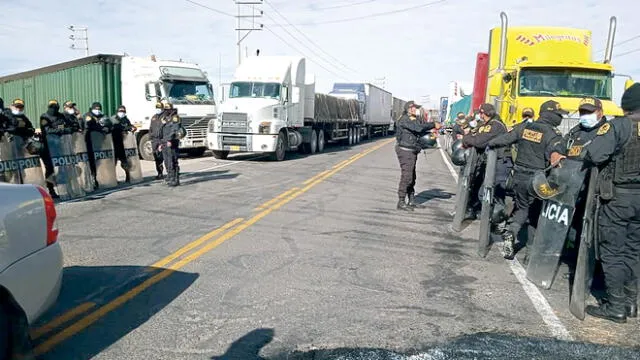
30 302 96 340
254 187 300 211
302 170 330 185
34 139 393 355
332 159 349 169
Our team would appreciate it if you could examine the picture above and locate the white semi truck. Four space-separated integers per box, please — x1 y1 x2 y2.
207 56 364 161
329 82 393 138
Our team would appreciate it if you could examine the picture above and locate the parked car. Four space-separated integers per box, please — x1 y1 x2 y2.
0 183 63 357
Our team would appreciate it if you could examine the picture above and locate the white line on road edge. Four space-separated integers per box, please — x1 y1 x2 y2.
435 138 574 342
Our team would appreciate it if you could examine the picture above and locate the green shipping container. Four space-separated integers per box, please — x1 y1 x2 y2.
0 54 123 127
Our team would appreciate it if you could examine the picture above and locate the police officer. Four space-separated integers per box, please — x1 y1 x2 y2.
522 107 535 123
160 102 184 186
5 99 35 139
62 101 83 133
0 97 10 138
452 113 468 140
39 99 71 198
149 101 165 180
111 105 136 183
395 100 440 211
579 83 640 323
83 102 112 188
487 100 567 258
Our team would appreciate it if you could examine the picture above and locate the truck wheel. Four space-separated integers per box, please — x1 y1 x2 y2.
187 148 206 157
348 128 353 146
212 150 229 160
356 128 361 143
366 126 372 140
270 132 286 161
317 129 325 153
138 133 155 161
310 129 318 154
0 301 8 360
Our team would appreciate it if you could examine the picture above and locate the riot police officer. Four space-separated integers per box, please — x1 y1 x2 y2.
62 101 83 132
579 83 640 323
0 97 10 137
83 102 112 188
149 101 165 180
395 100 440 211
39 99 70 198
111 105 136 183
5 99 35 139
487 100 567 259
522 107 535 123
160 102 184 186
452 113 468 140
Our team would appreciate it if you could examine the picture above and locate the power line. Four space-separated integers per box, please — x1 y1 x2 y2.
267 0 449 27
595 34 640 53
262 0 359 74
184 0 234 17
264 26 348 80
311 0 378 10
615 47 640 58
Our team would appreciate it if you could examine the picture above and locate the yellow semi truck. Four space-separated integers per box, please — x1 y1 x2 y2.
483 12 634 132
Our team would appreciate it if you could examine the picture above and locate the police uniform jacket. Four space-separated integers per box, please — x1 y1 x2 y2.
395 114 436 152
149 113 164 148
6 112 35 138
487 114 563 170
461 115 507 150
562 118 608 160
83 112 112 134
160 110 183 143
111 115 134 133
40 110 72 136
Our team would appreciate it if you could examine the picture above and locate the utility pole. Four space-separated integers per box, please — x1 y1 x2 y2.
373 77 386 89
235 0 263 65
218 53 222 86
68 25 89 57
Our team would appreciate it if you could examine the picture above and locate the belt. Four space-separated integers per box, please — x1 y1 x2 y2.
513 164 539 174
397 145 416 152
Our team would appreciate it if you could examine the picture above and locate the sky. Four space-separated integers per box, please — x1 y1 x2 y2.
0 0 638 109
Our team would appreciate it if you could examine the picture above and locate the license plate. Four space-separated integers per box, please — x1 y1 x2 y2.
230 145 240 151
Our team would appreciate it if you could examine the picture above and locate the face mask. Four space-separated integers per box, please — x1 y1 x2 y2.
11 109 23 115
474 115 481 121
66 109 75 115
469 120 478 128
156 109 163 115
92 109 102 116
117 112 126 118
579 112 599 128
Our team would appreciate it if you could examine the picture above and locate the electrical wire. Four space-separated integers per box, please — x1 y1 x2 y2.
184 0 234 17
614 47 640 58
263 0 359 74
310 0 378 11
267 0 449 27
595 34 640 54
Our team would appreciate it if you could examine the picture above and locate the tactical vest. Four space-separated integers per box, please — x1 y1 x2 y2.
564 120 604 159
612 114 640 186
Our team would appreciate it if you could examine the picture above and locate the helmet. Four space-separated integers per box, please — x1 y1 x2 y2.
417 133 437 149
451 147 469 166
162 100 173 110
451 139 464 153
532 170 565 199
178 127 187 139
25 138 43 155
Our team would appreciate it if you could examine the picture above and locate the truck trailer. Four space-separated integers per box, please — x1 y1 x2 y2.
0 54 217 160
480 13 634 132
207 56 363 161
330 82 393 138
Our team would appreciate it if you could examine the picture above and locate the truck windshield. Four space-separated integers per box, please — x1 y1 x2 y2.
164 80 215 105
229 82 281 99
518 68 612 100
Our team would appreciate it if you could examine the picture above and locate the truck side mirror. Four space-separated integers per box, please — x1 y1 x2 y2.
625 79 635 90
282 87 289 103
488 73 503 97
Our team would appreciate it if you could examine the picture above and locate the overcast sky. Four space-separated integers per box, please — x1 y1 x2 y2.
0 0 637 107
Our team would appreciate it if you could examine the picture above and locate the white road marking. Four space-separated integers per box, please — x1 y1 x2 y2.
436 138 574 341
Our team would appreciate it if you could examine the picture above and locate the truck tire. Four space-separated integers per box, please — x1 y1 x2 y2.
270 131 286 161
0 301 8 360
317 129 325 153
348 128 353 146
212 150 229 160
138 133 155 161
366 126 372 140
309 129 317 154
356 128 361 143
186 148 206 157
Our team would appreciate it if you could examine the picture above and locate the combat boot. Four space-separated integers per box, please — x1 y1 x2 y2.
46 182 59 199
124 170 131 184
397 199 413 211
586 289 627 323
624 280 638 318
407 193 425 209
501 230 515 260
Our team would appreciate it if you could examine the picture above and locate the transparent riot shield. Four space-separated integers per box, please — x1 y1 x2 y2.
477 149 497 258
8 136 45 186
90 132 118 189
123 132 143 184
569 167 599 320
526 159 588 289
72 132 94 194
451 147 478 232
0 136 19 183
47 134 85 200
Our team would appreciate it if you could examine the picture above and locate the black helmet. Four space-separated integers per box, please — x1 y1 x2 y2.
451 147 469 166
451 139 464 153
25 138 43 155
417 133 437 149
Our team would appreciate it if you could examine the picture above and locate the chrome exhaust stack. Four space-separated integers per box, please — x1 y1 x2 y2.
604 16 617 64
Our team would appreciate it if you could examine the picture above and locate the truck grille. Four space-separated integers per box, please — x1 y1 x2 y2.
181 116 211 129
220 135 251 151
187 128 207 139
221 112 249 133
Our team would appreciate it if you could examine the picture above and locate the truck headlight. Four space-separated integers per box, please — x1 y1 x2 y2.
208 119 216 133
259 121 271 134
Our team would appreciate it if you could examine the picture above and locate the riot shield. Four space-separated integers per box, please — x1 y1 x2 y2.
123 132 143 184
0 136 19 183
90 132 118 189
3 136 46 186
569 167 599 320
46 134 85 200
526 159 588 289
451 147 478 232
72 132 94 194
477 149 497 258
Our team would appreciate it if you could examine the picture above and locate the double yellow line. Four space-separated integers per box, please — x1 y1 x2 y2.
32 138 393 355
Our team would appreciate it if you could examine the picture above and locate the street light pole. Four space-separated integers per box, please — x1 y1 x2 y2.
68 25 89 57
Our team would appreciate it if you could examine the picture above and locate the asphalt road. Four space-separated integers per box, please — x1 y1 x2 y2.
27 136 640 359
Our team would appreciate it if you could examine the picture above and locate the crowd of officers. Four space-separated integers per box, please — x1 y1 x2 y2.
0 97 186 198
394 83 640 325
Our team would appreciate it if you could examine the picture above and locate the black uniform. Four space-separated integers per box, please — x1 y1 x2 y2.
160 109 183 186
6 111 35 139
111 112 134 181
395 113 436 210
487 105 565 258
83 107 112 187
40 102 74 197
149 111 165 179
580 105 640 323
